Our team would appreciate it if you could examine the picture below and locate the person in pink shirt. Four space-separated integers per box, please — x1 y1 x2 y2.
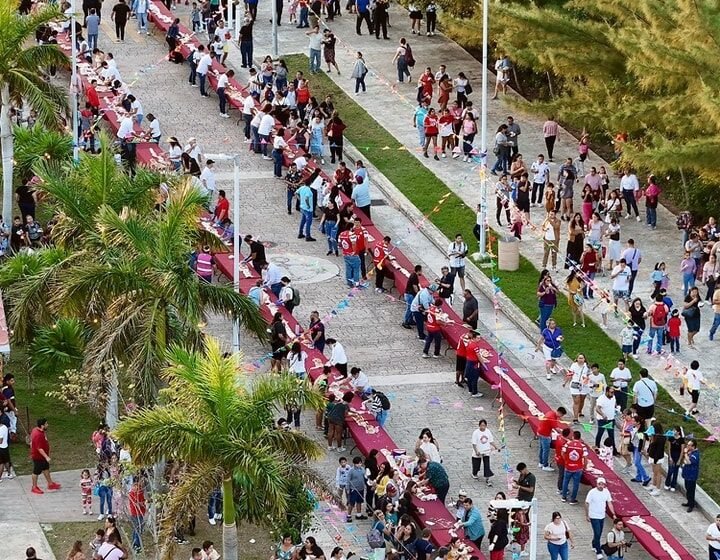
644 175 661 229
542 117 559 161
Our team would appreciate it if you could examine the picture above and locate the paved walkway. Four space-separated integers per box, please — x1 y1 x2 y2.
4 7 709 560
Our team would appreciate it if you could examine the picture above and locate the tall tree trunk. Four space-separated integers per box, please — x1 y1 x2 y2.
1 84 14 222
105 363 119 428
222 476 238 560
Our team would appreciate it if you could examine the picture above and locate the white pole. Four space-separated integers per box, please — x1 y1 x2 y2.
70 0 79 163
232 155 241 361
478 0 489 257
271 0 278 59
227 0 234 35
529 498 537 560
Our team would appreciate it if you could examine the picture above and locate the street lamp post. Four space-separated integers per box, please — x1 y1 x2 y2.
204 153 241 359
271 0 279 59
70 0 80 163
478 0 489 257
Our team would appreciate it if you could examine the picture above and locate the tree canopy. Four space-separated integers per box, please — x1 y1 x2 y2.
443 0 720 183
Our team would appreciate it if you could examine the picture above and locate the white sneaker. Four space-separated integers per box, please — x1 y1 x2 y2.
664 485 670 490
625 214 631 219
472 393 483 398
262 155 272 160
422 353 430 358
542 466 555 472
337 447 346 452
538 463 544 469
220 113 230 118
97 514 105 521
650 488 661 496
209 518 216 525
636 216 641 222
546 374 551 380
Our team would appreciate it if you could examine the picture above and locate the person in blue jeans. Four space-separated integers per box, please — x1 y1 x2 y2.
271 127 288 178
321 201 340 256
544 511 573 560
402 264 422 327
630 425 650 485
207 488 222 524
296 184 316 241
645 295 669 353
410 284 436 340
585 478 615 557
560 430 587 504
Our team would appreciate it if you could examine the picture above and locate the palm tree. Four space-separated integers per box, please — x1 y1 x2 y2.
12 125 72 184
114 339 326 560
0 1 69 220
0 152 267 411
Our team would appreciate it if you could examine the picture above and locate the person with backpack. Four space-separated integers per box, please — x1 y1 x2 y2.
279 276 300 315
364 388 391 427
367 510 389 560
391 38 412 83
645 294 669 355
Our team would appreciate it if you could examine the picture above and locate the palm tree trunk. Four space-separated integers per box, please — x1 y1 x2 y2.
1 84 14 222
222 476 238 560
105 364 119 428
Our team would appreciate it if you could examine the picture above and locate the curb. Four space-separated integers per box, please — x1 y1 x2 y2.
341 141 720 523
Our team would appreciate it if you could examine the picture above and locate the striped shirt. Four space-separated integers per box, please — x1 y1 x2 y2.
543 120 559 137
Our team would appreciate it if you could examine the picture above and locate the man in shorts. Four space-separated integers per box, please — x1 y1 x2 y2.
610 258 631 312
0 416 12 479
30 418 61 494
447 233 468 291
346 456 367 520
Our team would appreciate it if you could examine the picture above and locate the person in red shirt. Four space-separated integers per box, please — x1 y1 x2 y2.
464 330 485 398
667 309 681 353
30 418 61 494
128 478 147 552
85 79 100 114
333 161 354 197
372 235 394 293
455 332 470 387
422 297 445 358
213 189 230 224
438 108 455 158
422 108 440 160
554 427 571 494
561 430 588 503
418 67 435 104
351 216 369 280
537 406 566 470
339 226 361 287
580 243 598 298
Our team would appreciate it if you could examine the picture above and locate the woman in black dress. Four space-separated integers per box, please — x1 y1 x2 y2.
682 286 701 348
565 213 585 269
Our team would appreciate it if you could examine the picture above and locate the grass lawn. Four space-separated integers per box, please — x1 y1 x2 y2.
6 347 99 473
43 518 275 560
282 55 720 499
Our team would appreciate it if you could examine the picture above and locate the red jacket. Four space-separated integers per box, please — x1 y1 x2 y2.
425 305 442 333
562 439 588 471
339 230 359 256
128 487 146 517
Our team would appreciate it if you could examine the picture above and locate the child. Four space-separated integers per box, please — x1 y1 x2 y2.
509 205 523 240
347 456 367 520
89 529 105 551
190 2 201 31
599 437 614 470
543 183 556 214
685 360 706 415
80 469 94 515
667 309 681 353
587 363 606 422
651 262 666 299
619 322 634 360
289 0 299 23
593 290 614 329
336 457 351 519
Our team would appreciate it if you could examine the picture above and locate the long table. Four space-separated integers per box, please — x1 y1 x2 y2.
87 10 694 557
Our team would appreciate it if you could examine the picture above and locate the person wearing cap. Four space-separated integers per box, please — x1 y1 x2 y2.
199 159 217 202
184 137 203 167
410 283 437 341
585 477 615 559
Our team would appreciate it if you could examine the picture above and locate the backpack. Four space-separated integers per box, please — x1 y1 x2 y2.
676 211 692 230
651 303 668 326
367 522 385 549
291 287 301 306
404 43 415 68
376 391 391 410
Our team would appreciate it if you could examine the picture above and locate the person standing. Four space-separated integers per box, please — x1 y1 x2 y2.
544 512 574 560
392 38 412 83
374 0 389 39
296 181 316 242
85 8 100 50
530 154 550 207
542 117 559 162
30 418 61 494
632 368 657 425
447 234 468 291
706 514 720 560
620 238 642 295
709 286 720 341
132 0 149 34
681 439 700 512
462 289 478 330
537 407 565 471
351 51 368 94
506 116 521 158
217 69 234 118
604 518 626 560
620 169 641 221
471 419 499 486
422 298 445 358
307 26 322 74
111 0 131 42
196 46 213 98
540 211 561 271
561 430 587 504
585 478 615 559
610 358 632 412
128 478 146 552
644 175 660 229
512 463 536 502
456 498 485 550
594 387 617 452
339 227 362 286
402 264 422 329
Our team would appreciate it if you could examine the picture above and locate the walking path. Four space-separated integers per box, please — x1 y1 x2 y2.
3 7 712 560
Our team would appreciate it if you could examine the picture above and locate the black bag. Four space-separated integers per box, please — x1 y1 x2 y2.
404 43 416 68
376 391 391 410
465 82 473 95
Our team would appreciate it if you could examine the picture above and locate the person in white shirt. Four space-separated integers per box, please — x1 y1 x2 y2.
278 276 296 315
530 154 550 206
632 368 657 425
242 94 256 142
609 359 632 411
0 421 12 479
471 419 498 486
116 114 135 141
619 169 641 221
258 112 276 159
184 137 203 166
563 353 590 423
349 366 370 393
447 234 468 291
586 363 606 422
199 159 217 201
610 259 631 312
706 515 720 557
294 154 308 171
128 96 143 124
272 128 289 178
287 342 308 379
685 359 705 415
326 338 348 378
196 49 213 97
145 113 161 143
100 62 121 84
262 261 283 297
585 478 615 559
594 387 617 452
217 69 234 118
94 533 126 560
544 512 573 555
